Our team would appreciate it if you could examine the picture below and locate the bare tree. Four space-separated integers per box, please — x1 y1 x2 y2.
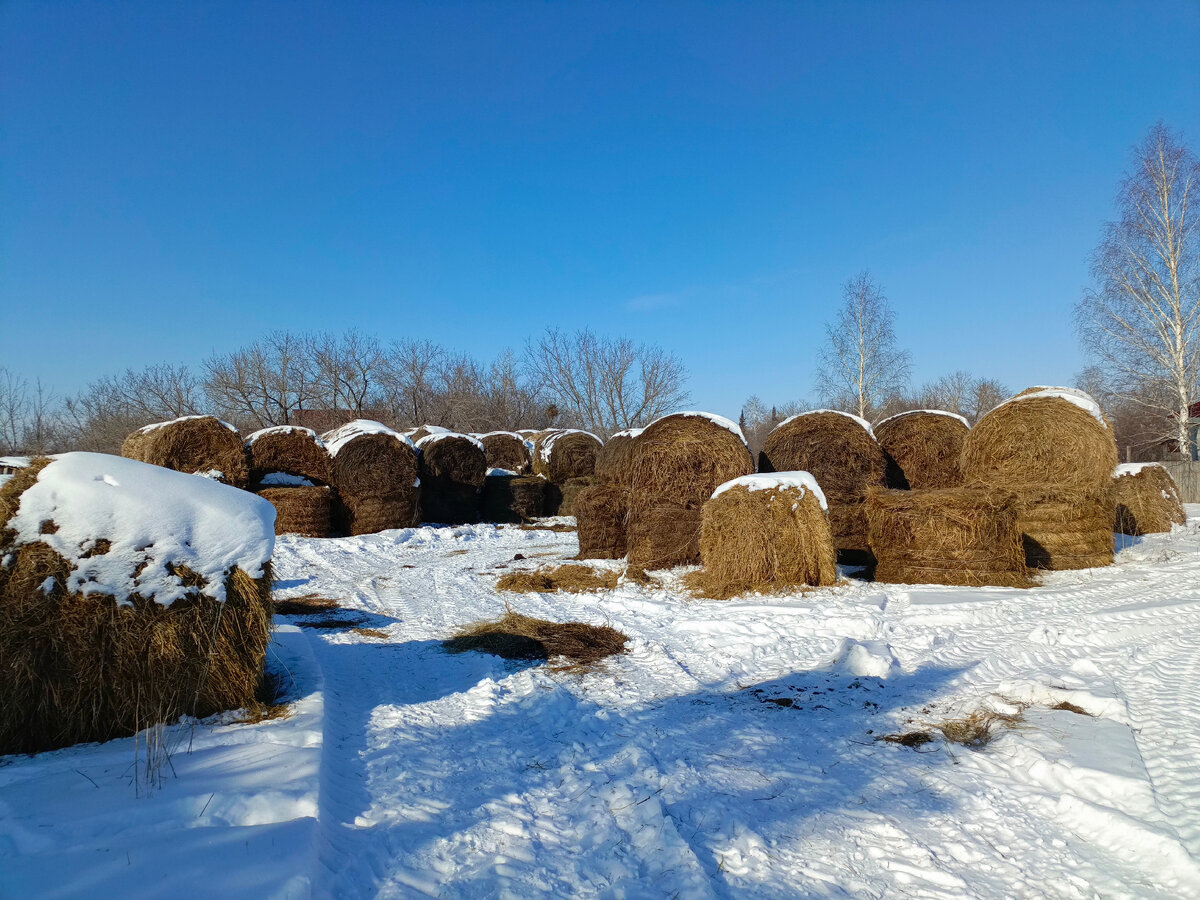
203 331 317 429
310 330 384 416
57 363 204 453
378 339 447 428
815 272 911 419
0 367 29 454
1076 122 1200 458
740 394 808 456
966 378 1009 423
525 328 689 435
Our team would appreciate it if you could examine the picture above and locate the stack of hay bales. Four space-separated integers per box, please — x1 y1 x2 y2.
866 487 1030 587
0 453 275 754
121 415 250 489
624 412 754 570
960 387 1118 570
534 429 603 515
874 410 969 489
691 473 837 598
479 431 533 475
575 428 643 558
1113 463 1187 535
759 410 887 565
246 425 335 537
323 420 421 535
481 473 546 523
417 432 487 524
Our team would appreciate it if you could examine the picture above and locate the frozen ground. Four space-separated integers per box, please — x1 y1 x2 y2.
4 507 1200 898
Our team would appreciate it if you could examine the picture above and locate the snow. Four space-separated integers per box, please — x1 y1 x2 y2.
611 427 644 440
416 431 486 452
0 455 32 469
1115 462 1167 477
245 425 325 449
712 471 828 510
538 428 602 463
259 472 317 487
645 410 747 444
477 430 525 441
994 387 1108 427
322 420 415 457
4 452 275 605
136 414 240 435
777 408 877 439
875 409 971 429
5 508 1200 897
486 468 518 477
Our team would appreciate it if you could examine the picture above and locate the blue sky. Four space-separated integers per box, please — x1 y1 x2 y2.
3 1 1198 419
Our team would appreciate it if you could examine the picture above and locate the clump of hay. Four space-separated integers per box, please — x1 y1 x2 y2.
627 500 703 571
689 474 837 599
594 428 642 486
479 431 533 475
256 486 333 538
533 430 603 483
574 483 629 559
759 411 886 560
322 420 420 535
874 410 969 489
882 707 1025 750
496 563 621 593
865 487 1031 587
480 473 545 523
1113 464 1187 535
444 610 628 671
122 415 249 489
417 433 487 524
246 426 331 486
960 388 1118 570
0 456 273 755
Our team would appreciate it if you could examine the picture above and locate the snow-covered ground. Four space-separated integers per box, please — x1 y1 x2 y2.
4 508 1200 898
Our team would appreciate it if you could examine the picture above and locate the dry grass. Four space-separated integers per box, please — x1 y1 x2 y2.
324 429 419 500
513 521 577 533
881 708 1025 750
875 411 968 490
247 427 331 486
481 474 546 523
256 485 333 537
496 564 621 593
352 627 390 639
1114 466 1187 535
122 416 249 489
274 593 342 615
443 610 628 671
574 482 629 560
555 476 595 516
479 432 533 475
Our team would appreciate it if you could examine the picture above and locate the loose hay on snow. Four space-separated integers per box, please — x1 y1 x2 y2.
256 485 333 537
533 430 603 484
874 410 969 489
246 426 331 486
322 420 420 535
574 482 629 559
865 487 1031 587
480 474 545 523
417 433 486 525
1113 464 1187 535
443 611 628 671
122 415 250 489
495 564 621 593
479 431 533 475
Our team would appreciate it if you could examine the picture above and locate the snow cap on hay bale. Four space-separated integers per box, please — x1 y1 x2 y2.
874 410 969 490
627 412 753 512
595 428 643 486
479 431 533 475
121 415 249 489
322 420 420 534
574 482 629 559
417 432 487 525
1113 463 1187 535
692 473 836 598
407 424 451 443
0 453 275 754
758 410 886 557
626 501 703 571
865 487 1030 587
256 485 333 537
246 425 331 486
481 473 545 523
533 429 603 483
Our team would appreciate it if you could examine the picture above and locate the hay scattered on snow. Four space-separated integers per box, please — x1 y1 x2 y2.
496 563 621 593
246 425 331 486
444 610 628 671
122 415 249 489
1113 463 1187 535
874 410 969 489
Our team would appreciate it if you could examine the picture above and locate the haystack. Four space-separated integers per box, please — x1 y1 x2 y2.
323 420 420 535
256 485 333 537
416 432 486 524
479 431 533 475
1113 463 1187 535
533 430 603 483
874 410 969 490
759 410 887 560
960 388 1118 570
866 487 1030 587
555 476 596 516
0 453 275 754
574 483 629 559
480 473 545 523
122 415 249 489
594 428 642 486
692 473 837 598
246 425 331 486
626 500 703 571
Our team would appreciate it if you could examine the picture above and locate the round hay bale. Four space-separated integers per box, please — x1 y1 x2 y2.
574 483 629 559
758 410 887 556
1016 484 1116 570
322 420 420 535
479 431 533 475
627 501 703 571
121 415 249 489
865 487 1030 587
480 474 545 523
1113 463 1187 535
246 425 331 486
256 485 333 537
628 412 753 512
556 476 596 516
595 428 642 486
0 454 274 754
338 495 420 535
695 473 837 598
417 433 486 525
874 410 969 490
533 430 603 483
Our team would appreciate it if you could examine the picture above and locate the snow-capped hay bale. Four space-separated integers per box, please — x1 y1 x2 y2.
692 473 837 599
0 454 275 755
1016 484 1116 570
866 487 1031 587
417 432 486 525
874 410 969 490
256 485 333 537
481 473 545 523
122 415 249 489
479 431 533 475
595 428 642 486
323 420 420 535
628 412 753 512
246 425 331 486
1113 463 1187 535
758 410 887 558
626 501 703 571
574 482 629 559
533 430 603 484
407 424 451 443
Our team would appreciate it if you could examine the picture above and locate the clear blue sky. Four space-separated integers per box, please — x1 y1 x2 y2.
3 1 1198 419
